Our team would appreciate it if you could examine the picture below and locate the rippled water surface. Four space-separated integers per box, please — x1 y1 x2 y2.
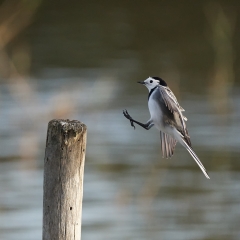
1 76 240 240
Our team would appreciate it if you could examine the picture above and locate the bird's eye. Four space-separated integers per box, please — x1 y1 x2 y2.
150 80 153 83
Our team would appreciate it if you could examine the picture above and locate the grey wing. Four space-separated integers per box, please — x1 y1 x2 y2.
159 86 187 119
158 86 191 146
158 86 187 128
158 86 179 113
160 131 177 158
165 88 185 112
165 88 187 120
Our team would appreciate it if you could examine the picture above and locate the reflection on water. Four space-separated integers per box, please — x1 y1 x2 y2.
1 0 240 240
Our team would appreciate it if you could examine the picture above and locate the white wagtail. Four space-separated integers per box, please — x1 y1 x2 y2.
123 76 210 179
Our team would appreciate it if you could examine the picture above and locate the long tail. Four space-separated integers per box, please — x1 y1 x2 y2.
181 139 210 179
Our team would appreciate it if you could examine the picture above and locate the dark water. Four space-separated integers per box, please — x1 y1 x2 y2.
0 1 240 240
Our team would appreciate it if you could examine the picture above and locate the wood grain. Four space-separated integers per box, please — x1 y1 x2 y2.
43 119 87 240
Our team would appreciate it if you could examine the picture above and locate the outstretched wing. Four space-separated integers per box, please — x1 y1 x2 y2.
158 85 191 146
160 131 177 158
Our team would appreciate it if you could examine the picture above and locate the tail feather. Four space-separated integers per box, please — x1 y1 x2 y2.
182 140 210 179
160 131 177 158
164 133 169 158
160 132 165 157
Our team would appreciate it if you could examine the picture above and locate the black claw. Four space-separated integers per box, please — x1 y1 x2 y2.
130 120 135 129
123 109 136 129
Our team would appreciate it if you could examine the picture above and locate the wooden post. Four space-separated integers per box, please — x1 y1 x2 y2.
43 119 87 240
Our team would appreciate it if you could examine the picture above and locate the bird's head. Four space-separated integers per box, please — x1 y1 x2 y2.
138 77 167 92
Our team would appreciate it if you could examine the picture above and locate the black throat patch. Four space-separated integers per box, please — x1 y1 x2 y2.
148 86 158 100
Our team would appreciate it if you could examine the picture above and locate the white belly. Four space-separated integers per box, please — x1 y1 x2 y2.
148 98 164 131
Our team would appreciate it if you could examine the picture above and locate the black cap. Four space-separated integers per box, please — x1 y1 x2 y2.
152 76 167 86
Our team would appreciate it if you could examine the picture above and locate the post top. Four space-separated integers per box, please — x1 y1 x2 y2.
48 119 87 133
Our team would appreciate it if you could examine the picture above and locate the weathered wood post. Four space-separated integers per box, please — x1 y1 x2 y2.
43 119 87 240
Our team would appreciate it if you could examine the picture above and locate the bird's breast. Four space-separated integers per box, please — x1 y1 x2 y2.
148 97 164 130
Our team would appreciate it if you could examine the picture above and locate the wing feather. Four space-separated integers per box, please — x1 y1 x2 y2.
158 85 191 146
160 132 177 158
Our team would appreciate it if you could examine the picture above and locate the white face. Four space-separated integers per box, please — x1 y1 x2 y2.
143 77 160 91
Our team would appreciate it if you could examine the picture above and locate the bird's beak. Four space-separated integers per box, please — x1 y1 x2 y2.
137 81 145 85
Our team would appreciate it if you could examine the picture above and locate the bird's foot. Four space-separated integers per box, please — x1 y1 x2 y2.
123 109 135 129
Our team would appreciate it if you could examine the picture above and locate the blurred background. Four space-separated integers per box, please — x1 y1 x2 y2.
0 0 240 239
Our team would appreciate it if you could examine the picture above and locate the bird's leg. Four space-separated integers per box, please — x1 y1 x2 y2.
123 109 153 130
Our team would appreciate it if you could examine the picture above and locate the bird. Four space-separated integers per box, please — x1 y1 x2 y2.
123 76 210 179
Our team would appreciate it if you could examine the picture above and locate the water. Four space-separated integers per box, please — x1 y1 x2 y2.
1 1 240 240
1 75 240 240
